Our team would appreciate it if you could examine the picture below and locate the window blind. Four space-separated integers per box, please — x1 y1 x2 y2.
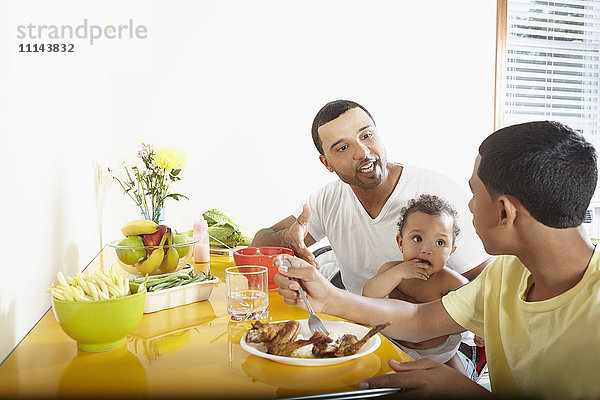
503 0 600 151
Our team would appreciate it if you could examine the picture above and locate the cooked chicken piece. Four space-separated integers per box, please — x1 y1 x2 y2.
268 332 326 357
334 322 391 357
269 320 301 347
311 332 337 358
333 334 358 357
246 320 392 359
246 320 301 349
246 321 291 343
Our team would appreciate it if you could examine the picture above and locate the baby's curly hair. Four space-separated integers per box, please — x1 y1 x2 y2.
397 195 460 243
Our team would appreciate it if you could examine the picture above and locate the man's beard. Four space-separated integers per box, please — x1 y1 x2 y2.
331 157 387 190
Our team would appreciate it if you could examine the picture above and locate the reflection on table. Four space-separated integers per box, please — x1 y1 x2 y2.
0 247 412 399
128 300 217 363
58 346 148 398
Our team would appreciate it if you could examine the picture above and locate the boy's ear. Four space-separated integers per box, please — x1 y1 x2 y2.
319 155 334 172
450 245 457 256
396 234 403 249
497 195 518 228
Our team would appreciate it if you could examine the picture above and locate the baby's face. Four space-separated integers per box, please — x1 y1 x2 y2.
397 211 456 272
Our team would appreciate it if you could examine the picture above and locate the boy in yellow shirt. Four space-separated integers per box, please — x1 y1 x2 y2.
274 121 600 399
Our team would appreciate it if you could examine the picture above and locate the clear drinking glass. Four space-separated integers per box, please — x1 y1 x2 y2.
226 266 269 321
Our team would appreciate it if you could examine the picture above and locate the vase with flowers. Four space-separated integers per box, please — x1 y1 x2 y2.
109 143 188 224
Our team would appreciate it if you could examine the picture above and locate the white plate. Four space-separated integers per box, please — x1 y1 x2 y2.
240 319 381 366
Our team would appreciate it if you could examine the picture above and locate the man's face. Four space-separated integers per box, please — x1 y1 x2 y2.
317 107 388 190
468 156 501 254
397 211 456 272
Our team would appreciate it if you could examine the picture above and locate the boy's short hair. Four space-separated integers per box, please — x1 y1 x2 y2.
478 121 598 228
311 100 375 155
397 195 460 243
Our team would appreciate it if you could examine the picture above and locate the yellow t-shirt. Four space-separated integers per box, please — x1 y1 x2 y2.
442 247 600 400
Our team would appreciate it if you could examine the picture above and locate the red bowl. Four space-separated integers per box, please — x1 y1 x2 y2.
233 247 294 290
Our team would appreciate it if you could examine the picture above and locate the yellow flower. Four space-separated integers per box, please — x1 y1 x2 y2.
152 146 186 171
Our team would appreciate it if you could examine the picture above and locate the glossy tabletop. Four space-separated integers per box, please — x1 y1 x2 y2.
0 247 411 399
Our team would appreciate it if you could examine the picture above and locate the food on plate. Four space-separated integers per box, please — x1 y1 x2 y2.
268 332 328 357
121 219 159 236
247 320 301 347
130 270 214 293
202 209 253 248
115 235 147 265
49 268 144 301
333 328 387 357
246 320 391 358
311 332 336 357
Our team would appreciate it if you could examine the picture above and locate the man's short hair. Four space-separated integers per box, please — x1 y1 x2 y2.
311 100 375 155
478 121 598 228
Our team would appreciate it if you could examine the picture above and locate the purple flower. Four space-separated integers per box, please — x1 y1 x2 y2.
137 143 153 158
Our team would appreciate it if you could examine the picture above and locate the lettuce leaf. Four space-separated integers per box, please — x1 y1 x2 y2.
203 209 253 247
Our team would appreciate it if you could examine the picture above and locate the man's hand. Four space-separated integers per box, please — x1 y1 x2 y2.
273 254 337 313
283 204 317 267
359 358 495 399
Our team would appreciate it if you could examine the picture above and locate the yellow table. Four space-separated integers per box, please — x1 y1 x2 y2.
0 248 411 399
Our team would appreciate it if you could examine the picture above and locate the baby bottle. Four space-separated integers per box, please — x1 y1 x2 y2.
193 219 210 264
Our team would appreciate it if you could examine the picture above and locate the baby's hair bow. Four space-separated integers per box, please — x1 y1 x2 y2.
420 194 438 199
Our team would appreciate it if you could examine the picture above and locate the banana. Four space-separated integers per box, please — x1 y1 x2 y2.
121 219 158 237
136 246 164 274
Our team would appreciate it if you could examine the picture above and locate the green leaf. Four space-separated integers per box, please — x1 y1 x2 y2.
203 209 238 227
165 193 189 201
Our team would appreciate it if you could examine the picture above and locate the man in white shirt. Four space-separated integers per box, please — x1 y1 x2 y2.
251 100 491 291
273 120 600 399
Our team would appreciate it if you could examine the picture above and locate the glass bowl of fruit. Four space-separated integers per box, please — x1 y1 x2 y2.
108 219 198 276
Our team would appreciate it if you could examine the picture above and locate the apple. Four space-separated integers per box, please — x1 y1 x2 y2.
172 232 192 258
143 224 169 255
115 235 147 265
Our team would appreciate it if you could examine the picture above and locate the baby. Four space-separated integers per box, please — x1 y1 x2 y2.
362 194 468 373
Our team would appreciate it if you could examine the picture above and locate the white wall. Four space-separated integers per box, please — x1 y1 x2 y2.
0 0 496 363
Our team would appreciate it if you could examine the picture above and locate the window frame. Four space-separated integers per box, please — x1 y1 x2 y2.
495 0 509 131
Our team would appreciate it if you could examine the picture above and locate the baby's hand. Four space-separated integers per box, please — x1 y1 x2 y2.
394 259 432 281
474 335 485 347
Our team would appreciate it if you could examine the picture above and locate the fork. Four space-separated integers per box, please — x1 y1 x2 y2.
282 259 330 336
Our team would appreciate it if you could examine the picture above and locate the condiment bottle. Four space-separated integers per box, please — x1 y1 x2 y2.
193 219 210 264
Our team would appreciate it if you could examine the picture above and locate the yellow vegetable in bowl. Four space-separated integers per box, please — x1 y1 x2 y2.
49 268 144 302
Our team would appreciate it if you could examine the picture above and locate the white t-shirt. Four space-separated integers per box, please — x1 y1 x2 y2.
301 164 489 294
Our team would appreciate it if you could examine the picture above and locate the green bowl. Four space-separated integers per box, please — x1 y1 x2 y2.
52 289 146 352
